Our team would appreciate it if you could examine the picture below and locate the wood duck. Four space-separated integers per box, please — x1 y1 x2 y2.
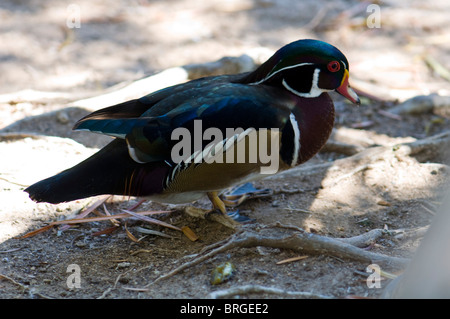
25 39 360 217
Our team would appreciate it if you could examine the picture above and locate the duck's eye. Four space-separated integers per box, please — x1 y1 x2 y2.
327 61 340 72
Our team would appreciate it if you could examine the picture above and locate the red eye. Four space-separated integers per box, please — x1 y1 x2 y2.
327 61 340 72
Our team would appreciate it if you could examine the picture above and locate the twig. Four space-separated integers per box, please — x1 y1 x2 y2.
352 85 389 103
0 176 29 187
121 209 181 231
378 110 402 121
324 163 382 187
0 273 53 299
0 248 22 253
98 264 153 299
283 207 311 214
272 222 305 233
18 209 174 238
276 255 308 265
208 284 333 299
198 231 245 254
273 186 304 195
134 226 175 239
0 273 26 290
420 204 436 216
423 55 450 82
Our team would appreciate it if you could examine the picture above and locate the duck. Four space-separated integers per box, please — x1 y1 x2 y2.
25 39 360 218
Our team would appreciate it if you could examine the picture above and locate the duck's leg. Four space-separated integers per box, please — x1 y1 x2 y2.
207 191 227 215
207 191 253 223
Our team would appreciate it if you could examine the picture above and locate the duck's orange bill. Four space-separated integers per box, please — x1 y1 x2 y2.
336 69 360 105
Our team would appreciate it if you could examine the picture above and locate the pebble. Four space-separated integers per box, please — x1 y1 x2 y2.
74 241 87 248
56 111 70 124
117 262 131 269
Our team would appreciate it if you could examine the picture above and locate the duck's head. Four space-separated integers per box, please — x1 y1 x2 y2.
249 39 360 105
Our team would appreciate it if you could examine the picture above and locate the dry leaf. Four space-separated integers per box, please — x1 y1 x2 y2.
92 226 120 236
51 210 171 225
181 226 199 242
125 222 140 242
80 195 111 217
17 225 54 239
19 210 172 238
377 200 391 207
103 203 120 226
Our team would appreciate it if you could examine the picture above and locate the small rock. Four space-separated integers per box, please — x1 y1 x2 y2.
116 262 131 269
56 111 70 124
74 241 87 248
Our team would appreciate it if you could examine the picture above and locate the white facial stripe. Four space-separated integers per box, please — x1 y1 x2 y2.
281 79 301 96
282 68 331 98
127 146 147 164
289 113 300 167
250 62 314 85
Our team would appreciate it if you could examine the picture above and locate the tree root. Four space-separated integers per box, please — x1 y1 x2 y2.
395 131 450 162
389 94 450 115
336 228 385 248
270 130 450 183
208 284 333 299
143 224 408 288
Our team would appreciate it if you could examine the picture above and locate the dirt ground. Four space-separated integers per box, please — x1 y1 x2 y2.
1 0 450 300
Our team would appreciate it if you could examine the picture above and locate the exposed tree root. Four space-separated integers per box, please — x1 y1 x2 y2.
142 224 408 289
395 131 450 162
270 130 450 183
208 284 333 299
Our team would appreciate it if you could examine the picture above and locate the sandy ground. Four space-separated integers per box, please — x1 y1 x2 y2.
0 0 450 300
